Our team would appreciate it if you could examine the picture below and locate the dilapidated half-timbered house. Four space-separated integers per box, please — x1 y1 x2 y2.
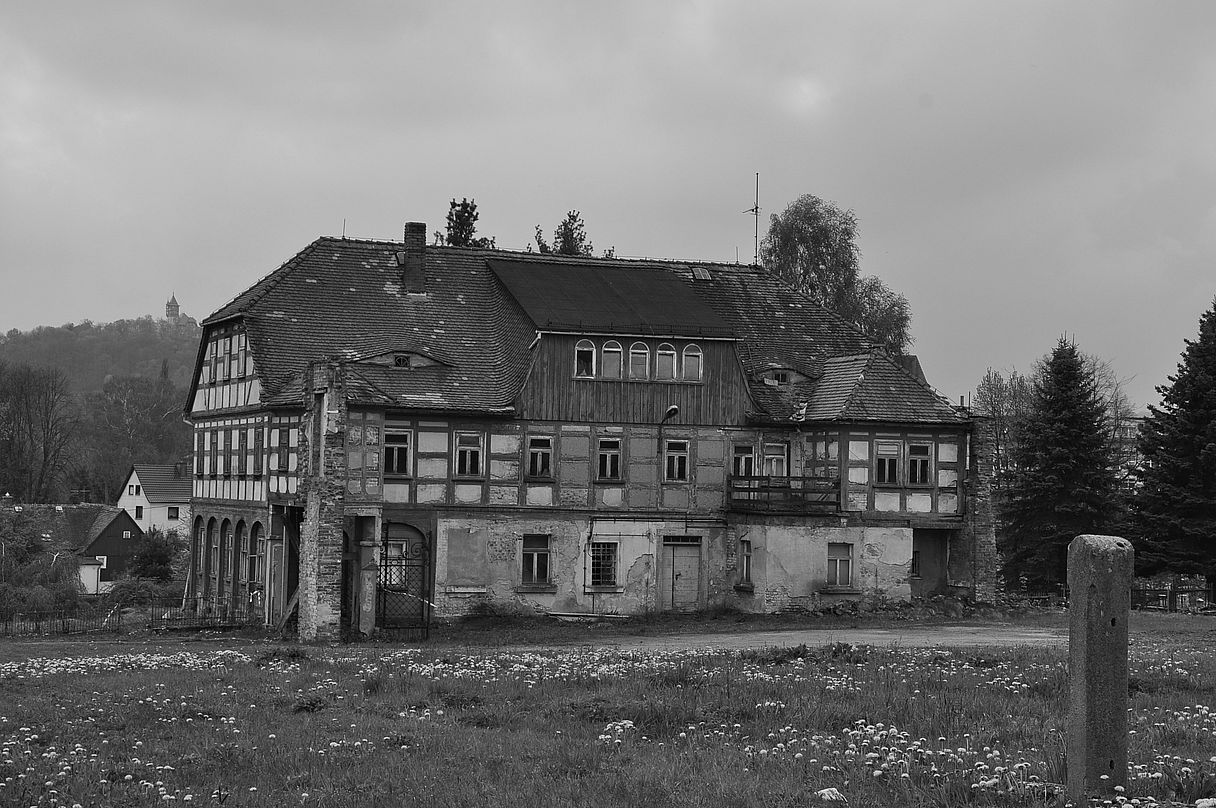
185 222 997 639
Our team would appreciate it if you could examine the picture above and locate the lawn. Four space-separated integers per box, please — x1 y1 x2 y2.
0 614 1213 807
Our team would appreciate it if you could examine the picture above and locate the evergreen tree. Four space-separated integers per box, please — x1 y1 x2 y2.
1133 298 1216 576
1000 338 1122 590
444 198 496 248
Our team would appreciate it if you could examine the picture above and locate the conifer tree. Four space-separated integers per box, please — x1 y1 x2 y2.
1000 338 1122 590
1133 298 1216 576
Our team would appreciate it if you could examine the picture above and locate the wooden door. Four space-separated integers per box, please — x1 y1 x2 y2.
661 539 702 612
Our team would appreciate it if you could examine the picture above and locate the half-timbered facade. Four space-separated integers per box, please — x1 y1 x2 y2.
185 221 997 639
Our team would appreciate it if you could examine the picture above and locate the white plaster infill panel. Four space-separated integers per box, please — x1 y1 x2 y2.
874 491 901 511
490 433 520 454
939 492 959 513
454 484 482 504
384 482 411 503
525 486 554 506
598 487 625 507
418 432 449 453
938 442 959 463
848 441 870 461
906 492 933 513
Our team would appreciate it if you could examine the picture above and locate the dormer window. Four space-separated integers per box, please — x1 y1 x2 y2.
760 367 805 386
393 354 411 368
575 340 596 377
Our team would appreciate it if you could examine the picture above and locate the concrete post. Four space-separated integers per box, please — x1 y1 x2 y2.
1067 534 1133 803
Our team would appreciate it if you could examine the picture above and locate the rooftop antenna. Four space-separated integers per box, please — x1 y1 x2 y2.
742 172 759 265
342 218 347 239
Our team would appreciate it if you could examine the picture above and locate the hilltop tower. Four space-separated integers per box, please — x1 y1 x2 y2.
166 294 180 322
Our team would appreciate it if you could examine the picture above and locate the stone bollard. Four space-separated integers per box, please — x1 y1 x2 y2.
1067 534 1134 803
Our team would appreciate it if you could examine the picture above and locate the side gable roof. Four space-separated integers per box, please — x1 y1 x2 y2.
799 350 964 424
130 465 192 504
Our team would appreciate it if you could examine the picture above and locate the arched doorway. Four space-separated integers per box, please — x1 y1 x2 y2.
248 523 264 618
191 517 205 599
204 518 217 600
217 519 232 604
377 521 432 635
234 521 248 611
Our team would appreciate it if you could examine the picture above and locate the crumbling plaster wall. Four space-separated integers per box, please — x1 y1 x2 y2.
740 519 912 613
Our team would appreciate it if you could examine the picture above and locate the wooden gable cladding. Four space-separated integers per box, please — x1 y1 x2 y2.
516 334 750 425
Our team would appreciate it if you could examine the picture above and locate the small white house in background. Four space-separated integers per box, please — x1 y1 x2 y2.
117 464 192 536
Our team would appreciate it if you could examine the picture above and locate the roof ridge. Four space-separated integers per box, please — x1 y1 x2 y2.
203 238 327 324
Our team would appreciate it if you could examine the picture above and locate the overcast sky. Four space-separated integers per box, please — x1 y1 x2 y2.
3 1 1215 410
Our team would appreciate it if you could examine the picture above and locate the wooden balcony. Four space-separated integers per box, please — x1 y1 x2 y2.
727 475 841 514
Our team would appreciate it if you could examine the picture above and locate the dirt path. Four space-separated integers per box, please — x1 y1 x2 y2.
554 624 1069 654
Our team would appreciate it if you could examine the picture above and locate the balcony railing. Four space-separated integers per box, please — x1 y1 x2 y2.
727 475 841 513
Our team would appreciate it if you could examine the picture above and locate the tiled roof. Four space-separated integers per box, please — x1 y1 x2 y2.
489 259 732 337
130 464 191 504
0 504 129 553
200 235 965 426
204 239 536 412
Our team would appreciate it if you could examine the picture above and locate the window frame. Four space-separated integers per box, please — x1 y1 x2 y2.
907 442 933 486
682 344 703 381
134 505 144 520
167 506 179 520
521 534 552 586
664 439 690 482
762 442 788 477
732 444 755 477
589 541 618 587
597 437 622 480
384 429 413 477
601 340 623 379
628 342 650 380
655 343 677 381
739 539 753 585
875 440 901 485
826 542 853 589
575 339 596 378
454 431 484 478
526 436 554 479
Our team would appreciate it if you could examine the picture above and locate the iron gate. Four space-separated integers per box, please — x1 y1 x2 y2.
377 525 432 639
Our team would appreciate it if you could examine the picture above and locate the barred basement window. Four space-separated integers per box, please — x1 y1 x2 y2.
527 436 553 478
522 535 551 584
590 541 617 586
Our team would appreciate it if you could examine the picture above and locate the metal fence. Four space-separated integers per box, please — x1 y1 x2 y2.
146 596 262 631
1131 584 1213 613
0 606 124 637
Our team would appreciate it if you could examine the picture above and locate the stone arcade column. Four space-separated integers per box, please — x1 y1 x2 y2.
298 361 348 642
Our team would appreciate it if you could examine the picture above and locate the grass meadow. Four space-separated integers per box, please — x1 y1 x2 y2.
0 617 1213 807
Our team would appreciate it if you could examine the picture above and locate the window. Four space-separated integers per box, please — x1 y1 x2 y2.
908 443 932 485
135 485 140 495
384 430 412 476
522 535 551 585
876 441 901 484
168 507 180 520
210 429 219 475
239 428 249 475
455 432 483 476
195 432 204 476
910 550 921 579
597 438 622 480
656 343 677 381
739 539 753 585
682 345 703 381
732 444 755 477
628 342 649 379
827 542 853 588
590 542 617 586
97 555 108 569
276 427 290 472
665 440 689 482
601 341 623 379
253 426 264 475
763 442 788 477
135 506 144 520
575 339 595 377
122 531 132 539
527 436 553 478
223 429 234 478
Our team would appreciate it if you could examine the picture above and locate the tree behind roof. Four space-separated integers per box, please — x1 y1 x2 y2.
1133 298 1216 576
759 194 911 353
443 198 496 249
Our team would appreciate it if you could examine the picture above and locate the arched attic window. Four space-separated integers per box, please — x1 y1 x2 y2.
682 345 703 381
575 340 595 378
656 343 677 380
602 341 623 379
629 342 650 379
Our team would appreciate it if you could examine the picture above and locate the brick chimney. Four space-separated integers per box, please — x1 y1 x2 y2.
398 221 427 294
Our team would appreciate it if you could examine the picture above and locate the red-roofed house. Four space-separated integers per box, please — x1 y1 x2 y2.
185 222 997 640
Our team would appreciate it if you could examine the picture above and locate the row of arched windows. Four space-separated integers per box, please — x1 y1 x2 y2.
193 516 264 612
575 340 703 382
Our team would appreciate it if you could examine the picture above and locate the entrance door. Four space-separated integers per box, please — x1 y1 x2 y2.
911 529 950 597
377 522 432 637
266 542 283 625
661 537 702 612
